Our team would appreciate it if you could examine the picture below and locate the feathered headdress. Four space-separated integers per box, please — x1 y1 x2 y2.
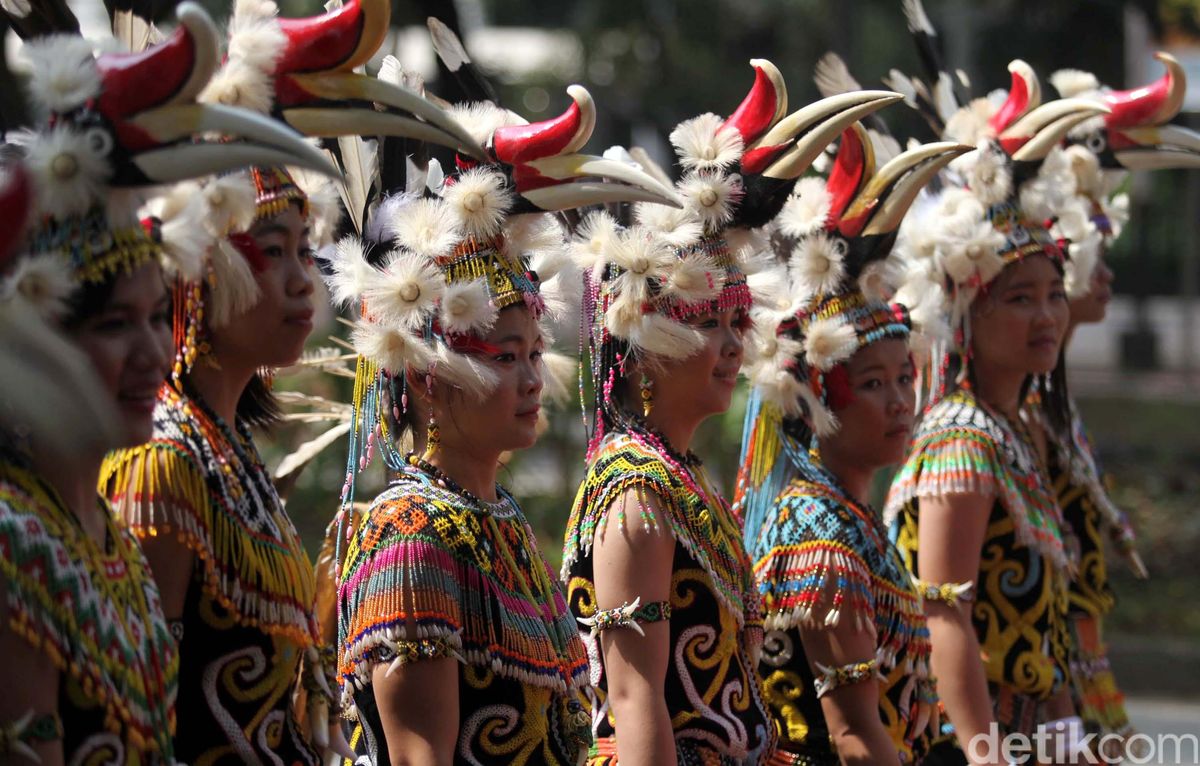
1049 53 1200 295
325 75 682 518
15 2 333 289
887 52 1109 404
733 125 966 537
576 60 902 454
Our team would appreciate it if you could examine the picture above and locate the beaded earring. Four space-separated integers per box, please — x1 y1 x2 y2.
639 374 654 417
423 372 440 458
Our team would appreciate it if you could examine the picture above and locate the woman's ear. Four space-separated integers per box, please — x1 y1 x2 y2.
404 366 436 407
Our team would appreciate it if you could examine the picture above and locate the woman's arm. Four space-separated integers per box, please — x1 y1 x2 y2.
371 654 459 766
592 488 677 766
800 616 900 765
917 493 997 766
135 534 194 620
0 580 63 766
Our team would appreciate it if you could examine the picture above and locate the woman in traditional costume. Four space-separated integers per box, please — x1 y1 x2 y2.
735 125 967 765
330 76 679 763
882 59 1107 756
0 7 323 761
1025 55 1200 754
94 1 412 761
561 61 898 766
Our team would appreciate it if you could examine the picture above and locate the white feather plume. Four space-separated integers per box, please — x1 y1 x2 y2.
22 35 99 115
447 102 525 148
208 238 262 327
540 351 577 405
777 177 833 238
291 166 344 247
439 279 497 334
679 171 743 231
2 253 75 321
634 202 704 248
442 167 512 240
502 213 564 266
200 174 257 237
607 229 675 305
952 142 1011 206
351 320 432 375
668 113 744 171
24 125 112 218
662 253 723 305
432 344 499 400
388 198 461 260
324 236 374 309
158 190 213 281
1049 69 1100 99
568 210 619 273
626 312 706 359
789 233 848 298
362 250 445 329
803 317 858 371
944 98 997 146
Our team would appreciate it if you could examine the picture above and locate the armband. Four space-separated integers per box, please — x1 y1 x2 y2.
1 710 63 762
913 578 975 606
813 658 883 698
577 597 671 637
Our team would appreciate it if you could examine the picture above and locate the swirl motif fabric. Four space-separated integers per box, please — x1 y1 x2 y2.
101 387 320 765
748 467 934 764
338 465 590 766
0 461 178 764
886 389 1072 731
562 433 774 765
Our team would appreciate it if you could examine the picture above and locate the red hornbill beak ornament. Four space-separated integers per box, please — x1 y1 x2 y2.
685 59 905 228
41 2 338 186
832 124 972 243
266 0 487 160
1083 53 1200 171
495 85 683 211
986 60 1111 165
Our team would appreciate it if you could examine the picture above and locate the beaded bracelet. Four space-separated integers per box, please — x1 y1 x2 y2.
577 597 672 637
913 578 975 607
813 658 882 698
1 710 63 762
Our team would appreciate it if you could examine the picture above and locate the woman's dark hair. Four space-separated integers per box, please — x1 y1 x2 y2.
61 276 120 329
237 372 283 430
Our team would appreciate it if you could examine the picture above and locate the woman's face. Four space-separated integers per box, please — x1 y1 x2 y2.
818 338 916 472
642 306 748 424
1068 253 1114 326
431 305 545 459
210 204 315 371
68 261 172 446
970 255 1069 377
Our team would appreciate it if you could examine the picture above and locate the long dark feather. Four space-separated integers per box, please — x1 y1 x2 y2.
427 16 499 105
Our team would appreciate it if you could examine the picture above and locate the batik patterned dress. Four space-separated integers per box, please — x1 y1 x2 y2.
886 388 1073 737
750 461 934 765
0 460 178 764
1036 399 1135 737
338 463 591 765
563 432 775 766
102 385 321 765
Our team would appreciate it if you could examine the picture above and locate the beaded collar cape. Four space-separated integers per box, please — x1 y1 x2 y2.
562 430 758 626
101 384 319 645
884 387 1070 572
0 460 178 759
337 462 589 712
